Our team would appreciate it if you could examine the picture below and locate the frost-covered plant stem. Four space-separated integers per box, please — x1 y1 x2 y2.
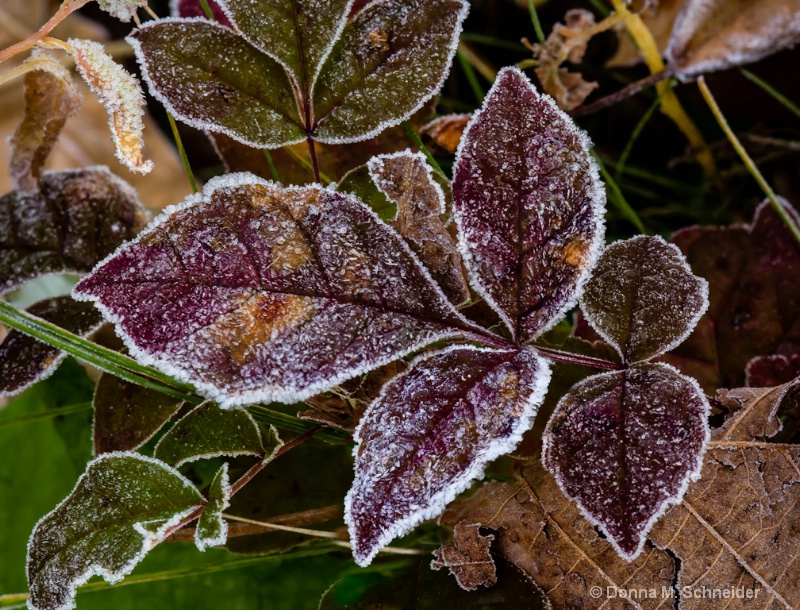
0 0 90 65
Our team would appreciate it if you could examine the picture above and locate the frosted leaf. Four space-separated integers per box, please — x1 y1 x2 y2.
217 0 352 94
336 164 395 221
153 401 275 467
68 39 152 174
542 363 710 560
27 452 203 610
0 297 102 399
96 0 149 22
10 53 81 193
367 150 469 305
452 67 606 344
128 20 306 150
311 0 468 143
667 0 800 81
195 463 231 551
93 373 184 455
171 0 231 24
346 345 550 566
430 522 497 591
580 235 709 364
73 174 477 407
0 167 147 296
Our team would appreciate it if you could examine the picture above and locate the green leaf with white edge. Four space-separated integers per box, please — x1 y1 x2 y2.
128 20 306 149
154 401 278 468
26 452 204 610
336 165 395 221
312 0 468 143
195 463 232 552
93 373 184 455
217 0 352 97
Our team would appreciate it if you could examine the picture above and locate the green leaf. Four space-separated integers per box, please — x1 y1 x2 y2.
218 0 352 95
128 20 306 149
312 0 468 143
336 165 395 221
92 373 184 455
26 453 203 610
195 463 232 551
154 401 275 467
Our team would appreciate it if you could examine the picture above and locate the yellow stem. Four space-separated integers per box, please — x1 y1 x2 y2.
610 0 715 175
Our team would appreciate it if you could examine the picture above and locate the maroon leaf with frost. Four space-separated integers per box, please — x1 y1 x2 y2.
346 346 550 566
73 174 480 408
543 363 710 559
452 66 605 343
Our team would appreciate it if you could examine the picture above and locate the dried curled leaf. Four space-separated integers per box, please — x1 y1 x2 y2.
69 38 152 174
153 402 276 467
580 235 709 364
419 113 471 156
715 377 800 443
27 453 203 610
543 363 710 560
0 297 102 399
346 346 550 566
431 522 497 591
667 0 800 80
452 67 605 343
367 150 469 305
74 174 475 407
9 53 81 193
0 166 148 295
96 0 149 21
195 463 231 551
531 9 599 111
93 373 184 454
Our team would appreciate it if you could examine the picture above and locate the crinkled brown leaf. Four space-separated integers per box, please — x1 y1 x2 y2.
531 9 599 111
0 166 147 295
440 459 678 609
92 372 184 455
367 150 469 305
667 0 800 80
431 522 497 591
715 377 800 444
9 56 81 193
419 113 471 156
607 0 685 67
0 296 102 399
664 199 800 392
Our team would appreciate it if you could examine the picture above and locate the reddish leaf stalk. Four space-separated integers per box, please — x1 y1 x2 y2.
0 0 90 65
569 70 673 118
306 135 321 183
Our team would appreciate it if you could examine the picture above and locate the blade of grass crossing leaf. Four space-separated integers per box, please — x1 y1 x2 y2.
246 405 350 444
285 147 332 185
615 83 672 181
0 402 92 429
198 0 216 20
591 151 649 234
698 76 800 247
460 33 528 52
263 150 282 183
457 47 484 104
527 0 546 45
401 121 445 176
167 113 198 194
740 69 800 120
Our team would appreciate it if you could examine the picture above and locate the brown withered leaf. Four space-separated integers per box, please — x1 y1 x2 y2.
420 114 471 156
667 0 800 80
530 9 599 111
9 57 81 193
431 522 497 591
663 200 800 392
441 459 677 609
607 0 685 67
715 378 800 444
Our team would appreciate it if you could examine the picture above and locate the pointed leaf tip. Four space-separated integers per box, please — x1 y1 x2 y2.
452 66 606 344
346 346 550 566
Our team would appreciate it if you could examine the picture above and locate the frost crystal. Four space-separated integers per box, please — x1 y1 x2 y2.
195 463 232 551
68 39 153 174
96 0 149 22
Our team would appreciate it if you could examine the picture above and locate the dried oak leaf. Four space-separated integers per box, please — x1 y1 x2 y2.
440 458 677 610
667 0 800 80
531 9 599 111
431 522 497 591
663 199 800 392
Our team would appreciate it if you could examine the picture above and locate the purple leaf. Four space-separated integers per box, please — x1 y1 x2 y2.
346 345 550 566
542 363 710 560
580 235 709 364
171 0 231 25
73 174 480 407
452 67 605 344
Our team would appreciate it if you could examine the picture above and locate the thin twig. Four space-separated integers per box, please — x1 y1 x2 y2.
0 0 90 65
569 70 672 118
306 136 321 184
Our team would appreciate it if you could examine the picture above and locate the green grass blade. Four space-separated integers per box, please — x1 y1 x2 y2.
592 151 650 235
741 69 800 120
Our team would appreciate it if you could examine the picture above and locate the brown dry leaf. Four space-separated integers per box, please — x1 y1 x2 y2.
420 113 471 156
441 460 677 609
431 522 497 591
607 0 686 68
531 9 599 111
9 54 81 193
714 379 800 443
667 0 800 80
